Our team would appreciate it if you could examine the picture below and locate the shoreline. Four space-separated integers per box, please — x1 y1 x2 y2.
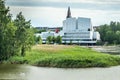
89 45 120 55
3 45 120 68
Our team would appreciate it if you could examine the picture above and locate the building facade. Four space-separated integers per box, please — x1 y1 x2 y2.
62 7 100 44
36 7 100 44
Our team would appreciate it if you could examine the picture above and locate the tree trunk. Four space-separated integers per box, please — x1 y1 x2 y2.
21 46 25 56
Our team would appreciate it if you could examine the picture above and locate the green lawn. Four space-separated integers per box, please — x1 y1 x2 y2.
8 45 120 68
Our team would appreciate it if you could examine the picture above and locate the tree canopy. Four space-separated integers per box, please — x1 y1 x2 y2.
14 12 34 56
0 0 34 60
97 21 120 44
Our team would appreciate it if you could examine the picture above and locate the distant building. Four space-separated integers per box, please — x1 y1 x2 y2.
35 7 100 44
35 27 62 32
62 7 100 44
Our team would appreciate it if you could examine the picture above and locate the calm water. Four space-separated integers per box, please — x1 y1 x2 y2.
0 64 120 80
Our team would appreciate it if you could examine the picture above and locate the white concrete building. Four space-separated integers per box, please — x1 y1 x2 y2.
36 7 100 44
62 7 100 44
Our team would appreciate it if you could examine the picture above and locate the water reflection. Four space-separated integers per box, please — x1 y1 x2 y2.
0 64 120 80
0 64 28 80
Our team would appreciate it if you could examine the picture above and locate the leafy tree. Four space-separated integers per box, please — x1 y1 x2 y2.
56 36 62 44
116 22 120 30
97 21 120 45
46 36 52 44
110 21 116 33
97 24 110 42
52 36 56 43
116 31 120 44
0 0 16 60
14 12 34 56
105 31 116 44
35 36 42 44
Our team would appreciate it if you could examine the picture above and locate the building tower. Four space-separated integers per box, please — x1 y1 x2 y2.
66 6 72 18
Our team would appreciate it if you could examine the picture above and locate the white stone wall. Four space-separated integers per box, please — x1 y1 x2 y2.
93 32 101 40
63 17 93 32
62 17 100 44
63 18 76 32
77 17 92 31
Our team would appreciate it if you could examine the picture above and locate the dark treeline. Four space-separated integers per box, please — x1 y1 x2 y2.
97 21 120 45
0 0 34 60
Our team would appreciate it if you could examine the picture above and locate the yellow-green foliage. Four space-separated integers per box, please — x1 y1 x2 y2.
9 45 120 68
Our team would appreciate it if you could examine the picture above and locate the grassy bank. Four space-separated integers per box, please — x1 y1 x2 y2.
7 45 120 68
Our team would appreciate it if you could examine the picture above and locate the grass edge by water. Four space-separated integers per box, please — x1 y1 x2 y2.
5 45 120 68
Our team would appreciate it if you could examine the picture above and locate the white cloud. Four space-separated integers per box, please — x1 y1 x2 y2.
9 6 66 27
6 0 120 12
36 0 120 4
29 0 120 3
8 5 120 27
6 0 120 27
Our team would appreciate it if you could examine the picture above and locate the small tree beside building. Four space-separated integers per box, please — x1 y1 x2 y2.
46 36 53 44
56 36 62 44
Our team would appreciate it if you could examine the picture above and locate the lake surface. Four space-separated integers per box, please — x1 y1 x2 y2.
0 64 120 80
91 46 120 55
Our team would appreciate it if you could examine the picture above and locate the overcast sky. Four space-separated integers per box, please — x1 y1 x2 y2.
6 0 120 27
